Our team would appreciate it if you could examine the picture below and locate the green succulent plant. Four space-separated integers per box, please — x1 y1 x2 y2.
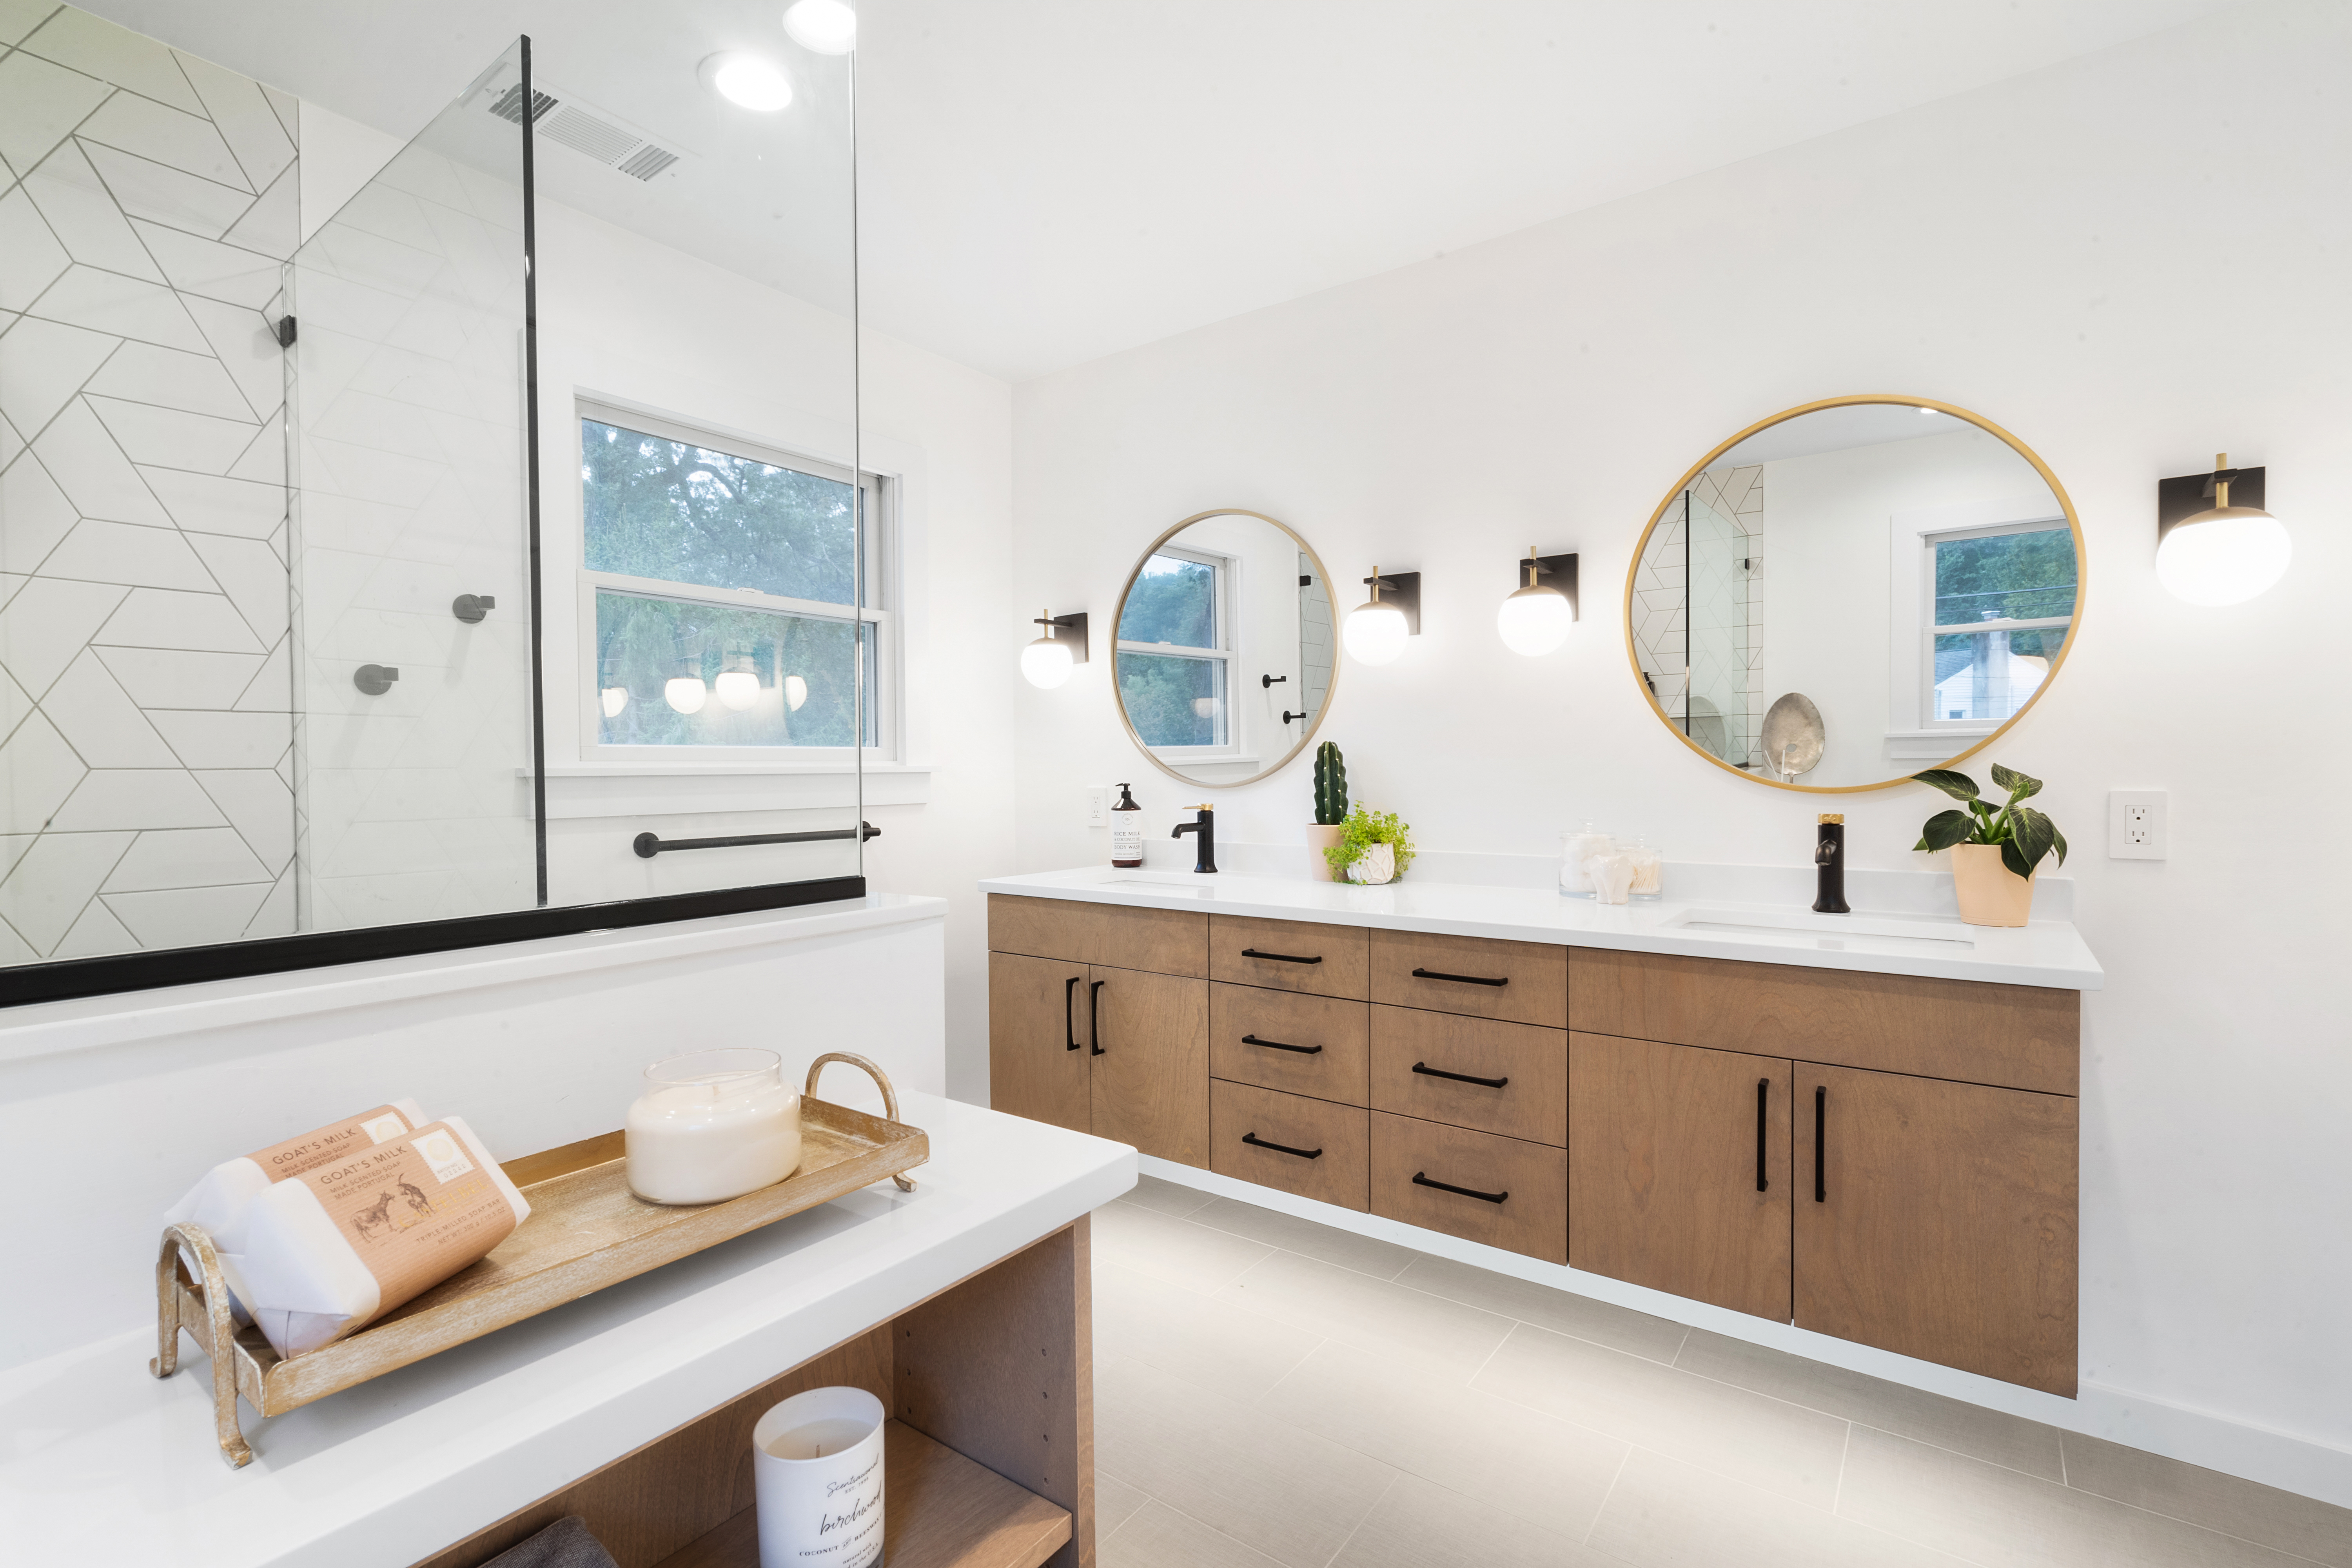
1313 741 1348 826
1913 763 2069 879
1324 803 1415 878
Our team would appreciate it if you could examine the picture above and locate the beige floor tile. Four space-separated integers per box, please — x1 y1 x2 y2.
1187 1195 1421 1279
1393 1253 1690 1364
1095 1470 1151 1539
1472 1323 1849 1508
1840 1425 2315 1568
1329 1473 1611 1568
1674 1327 2064 1480
1095 1355 1397 1568
1215 1249 1517 1376
1095 1259 1323 1403
1115 1172 1218 1218
1258 1339 1629 1541
1100 1498 1286 1568
1093 1198 1275 1290
2060 1432 2352 1568
1588 1446 1977 1568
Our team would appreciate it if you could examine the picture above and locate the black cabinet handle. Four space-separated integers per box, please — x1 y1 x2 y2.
1242 1132 1323 1160
1241 947 1323 965
1089 980 1105 1056
1412 1061 1509 1089
1411 967 1508 987
1412 1171 1508 1204
1243 1034 1323 1055
1064 976 1082 1051
1755 1078 1769 1192
1813 1085 1827 1203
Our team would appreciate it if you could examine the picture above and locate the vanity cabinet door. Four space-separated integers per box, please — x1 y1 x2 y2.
1568 1034 1792 1321
987 952 1093 1135
1089 966 1210 1167
1795 1063 2078 1397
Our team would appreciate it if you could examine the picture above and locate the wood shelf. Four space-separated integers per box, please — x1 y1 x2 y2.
651 1421 1071 1568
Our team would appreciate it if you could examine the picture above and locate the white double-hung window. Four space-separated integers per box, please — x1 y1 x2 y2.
577 403 892 761
1919 519 2076 730
1116 544 1236 756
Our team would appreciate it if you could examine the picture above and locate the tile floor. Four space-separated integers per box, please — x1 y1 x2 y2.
1089 1174 2352 1568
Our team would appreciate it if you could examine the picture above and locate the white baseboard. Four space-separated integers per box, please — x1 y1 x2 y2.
1136 1154 2352 1511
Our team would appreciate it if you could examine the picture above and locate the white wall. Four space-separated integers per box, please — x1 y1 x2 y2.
1010 0 2352 1499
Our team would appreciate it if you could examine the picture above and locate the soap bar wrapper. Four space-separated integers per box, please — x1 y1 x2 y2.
216 1117 529 1359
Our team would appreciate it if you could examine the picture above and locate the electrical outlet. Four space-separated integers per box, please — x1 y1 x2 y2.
2108 789 2167 860
1085 786 1109 828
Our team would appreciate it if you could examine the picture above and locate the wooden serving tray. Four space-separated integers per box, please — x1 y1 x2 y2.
153 1054 927 1468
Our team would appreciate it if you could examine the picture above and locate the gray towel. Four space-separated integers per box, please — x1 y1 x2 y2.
481 1517 619 1568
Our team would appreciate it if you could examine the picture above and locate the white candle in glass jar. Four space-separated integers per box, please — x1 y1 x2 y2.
626 1048 802 1205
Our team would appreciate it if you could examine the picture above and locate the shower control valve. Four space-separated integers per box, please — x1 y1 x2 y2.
452 593 497 623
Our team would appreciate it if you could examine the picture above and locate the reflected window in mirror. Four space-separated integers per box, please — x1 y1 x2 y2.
1117 546 1232 751
1922 523 2076 727
579 403 892 759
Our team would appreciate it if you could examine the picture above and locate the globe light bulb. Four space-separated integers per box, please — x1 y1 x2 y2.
1496 583 1573 656
784 674 809 710
784 0 857 54
600 685 628 718
2156 509 2291 606
1020 635 1074 689
714 670 760 710
1343 599 1409 665
663 676 708 714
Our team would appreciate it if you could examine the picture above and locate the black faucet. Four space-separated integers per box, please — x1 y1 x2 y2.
1172 805 1217 874
1813 813 1849 914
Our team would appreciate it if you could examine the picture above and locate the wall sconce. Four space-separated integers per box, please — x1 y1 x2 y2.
714 646 760 710
2157 453 2289 606
1020 609 1089 689
1342 567 1420 666
1496 546 1578 656
783 674 809 711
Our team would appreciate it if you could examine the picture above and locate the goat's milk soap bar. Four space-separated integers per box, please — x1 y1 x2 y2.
216 1117 531 1359
165 1100 428 1240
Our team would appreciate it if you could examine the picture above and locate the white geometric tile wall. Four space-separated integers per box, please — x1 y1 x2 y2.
1298 548 1333 720
0 4 298 961
1630 466 1761 766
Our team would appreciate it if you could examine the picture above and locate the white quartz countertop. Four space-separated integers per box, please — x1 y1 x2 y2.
982 866 2103 990
0 1093 1134 1568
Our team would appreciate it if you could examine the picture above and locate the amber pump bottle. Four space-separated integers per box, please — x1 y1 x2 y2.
1812 814 1849 914
1110 783 1143 867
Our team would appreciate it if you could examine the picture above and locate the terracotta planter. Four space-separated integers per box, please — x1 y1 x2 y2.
1307 823 1347 882
1949 843 2036 927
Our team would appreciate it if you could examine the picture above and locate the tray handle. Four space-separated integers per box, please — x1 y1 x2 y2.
805 1052 916 1192
152 1221 253 1468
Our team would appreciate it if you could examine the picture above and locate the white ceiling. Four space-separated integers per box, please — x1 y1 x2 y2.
85 0 2229 383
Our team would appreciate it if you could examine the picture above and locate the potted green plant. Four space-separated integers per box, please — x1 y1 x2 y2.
1325 802 1416 886
1912 763 2067 927
1307 741 1348 881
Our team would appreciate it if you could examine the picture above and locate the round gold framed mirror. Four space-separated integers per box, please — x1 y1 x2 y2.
1625 395 2085 792
1112 509 1339 788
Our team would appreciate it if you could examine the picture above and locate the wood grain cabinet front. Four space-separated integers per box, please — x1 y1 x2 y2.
1795 1063 2079 1396
1210 1080 1368 1210
987 952 1092 1137
988 893 1209 978
1210 915 1369 998
1368 928 1568 1028
1567 1033 1793 1321
1210 984 1369 1105
1368 1005 1567 1147
1087 966 1210 1168
1369 1111 1568 1263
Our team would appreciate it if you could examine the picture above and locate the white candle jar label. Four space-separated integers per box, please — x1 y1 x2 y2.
753 1386 886 1568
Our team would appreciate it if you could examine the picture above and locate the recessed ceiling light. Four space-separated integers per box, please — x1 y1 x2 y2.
783 0 857 54
1918 405 1938 415
700 52 793 111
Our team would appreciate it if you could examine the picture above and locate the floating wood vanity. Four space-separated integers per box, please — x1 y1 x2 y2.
985 872 2097 1397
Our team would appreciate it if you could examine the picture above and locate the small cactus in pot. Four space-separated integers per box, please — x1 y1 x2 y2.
1307 742 1349 880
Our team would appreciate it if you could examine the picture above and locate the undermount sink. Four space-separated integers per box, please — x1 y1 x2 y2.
1662 907 1977 953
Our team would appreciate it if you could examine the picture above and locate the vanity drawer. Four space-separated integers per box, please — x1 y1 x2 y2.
989 893 1208 978
1368 928 1568 1028
1368 1006 1566 1146
1369 1111 1567 1263
1567 947 2079 1096
1211 984 1368 1105
1210 915 1368 998
1211 1080 1368 1211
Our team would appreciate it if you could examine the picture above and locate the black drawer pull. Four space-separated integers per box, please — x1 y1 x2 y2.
1412 1171 1508 1204
1241 947 1323 965
1755 1078 1769 1191
1064 975 1082 1051
1412 1061 1508 1089
1089 979 1106 1056
1243 1034 1323 1055
1813 1085 1826 1203
1242 1131 1323 1160
1411 967 1508 987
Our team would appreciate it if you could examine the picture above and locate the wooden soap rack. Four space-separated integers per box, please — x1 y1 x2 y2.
151 1053 929 1468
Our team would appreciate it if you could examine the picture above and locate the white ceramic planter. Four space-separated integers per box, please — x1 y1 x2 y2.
1346 842 1396 885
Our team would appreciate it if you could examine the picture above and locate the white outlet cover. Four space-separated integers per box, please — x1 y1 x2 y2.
1085 785 1109 828
2108 789 2167 860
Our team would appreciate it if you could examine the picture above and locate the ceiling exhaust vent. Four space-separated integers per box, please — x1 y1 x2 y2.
484 79 686 182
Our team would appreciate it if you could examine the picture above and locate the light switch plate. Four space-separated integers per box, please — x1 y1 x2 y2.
1085 786 1109 828
2108 789 2167 859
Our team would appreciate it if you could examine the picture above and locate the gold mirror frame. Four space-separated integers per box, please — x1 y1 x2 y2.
1112 508 1341 789
1623 394 2087 794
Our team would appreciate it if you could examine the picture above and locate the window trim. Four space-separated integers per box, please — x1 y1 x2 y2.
1116 543 1241 758
1884 499 2073 745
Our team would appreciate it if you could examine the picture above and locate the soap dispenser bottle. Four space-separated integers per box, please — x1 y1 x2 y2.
1813 813 1850 914
1111 783 1143 868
